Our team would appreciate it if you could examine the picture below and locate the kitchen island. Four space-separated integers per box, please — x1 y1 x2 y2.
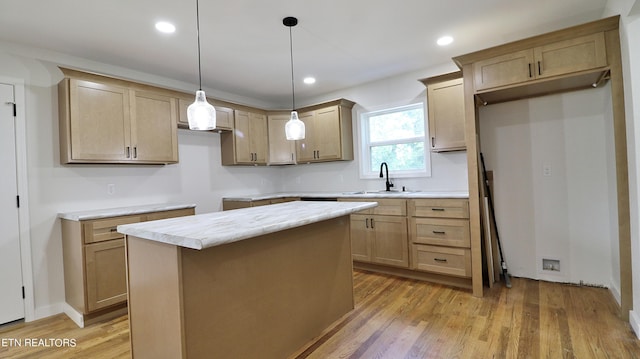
117 200 377 359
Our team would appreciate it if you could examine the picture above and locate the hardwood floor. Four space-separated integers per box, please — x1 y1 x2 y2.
1 270 638 358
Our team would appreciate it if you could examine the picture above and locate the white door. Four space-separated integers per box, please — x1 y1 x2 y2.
0 83 24 325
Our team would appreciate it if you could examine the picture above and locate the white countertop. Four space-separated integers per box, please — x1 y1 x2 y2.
58 203 196 221
117 200 378 250
223 191 469 202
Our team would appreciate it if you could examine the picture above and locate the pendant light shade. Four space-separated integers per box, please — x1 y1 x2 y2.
285 111 305 140
283 16 305 140
187 0 216 130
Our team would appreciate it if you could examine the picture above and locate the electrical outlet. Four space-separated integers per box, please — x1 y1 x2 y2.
107 184 116 195
543 162 552 177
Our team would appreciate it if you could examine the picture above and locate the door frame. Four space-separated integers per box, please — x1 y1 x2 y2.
1 76 34 322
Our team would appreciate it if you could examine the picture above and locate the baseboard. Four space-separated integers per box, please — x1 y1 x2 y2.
609 280 622 306
63 303 85 328
630 310 640 339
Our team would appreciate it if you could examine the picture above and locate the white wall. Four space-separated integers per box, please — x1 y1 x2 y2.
478 87 618 288
278 65 469 194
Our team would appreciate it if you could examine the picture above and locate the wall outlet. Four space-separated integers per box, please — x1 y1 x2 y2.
107 183 116 195
543 162 552 177
542 258 560 271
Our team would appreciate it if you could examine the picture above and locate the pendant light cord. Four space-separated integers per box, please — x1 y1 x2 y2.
196 0 203 91
289 26 295 111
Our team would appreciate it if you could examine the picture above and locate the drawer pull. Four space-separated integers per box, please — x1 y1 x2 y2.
365 218 369 228
431 208 445 211
432 230 446 235
109 228 117 232
434 258 448 263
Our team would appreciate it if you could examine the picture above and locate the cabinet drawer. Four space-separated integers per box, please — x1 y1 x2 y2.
410 218 470 248
340 198 406 216
83 216 142 244
409 199 468 218
411 244 471 278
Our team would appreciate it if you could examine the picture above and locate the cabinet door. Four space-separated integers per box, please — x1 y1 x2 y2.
130 90 178 163
295 111 317 162
249 112 268 163
534 32 607 79
315 106 342 161
178 97 234 131
233 110 253 163
350 214 373 262
85 239 127 312
472 49 535 91
68 79 132 161
267 114 296 165
427 77 465 151
371 215 408 268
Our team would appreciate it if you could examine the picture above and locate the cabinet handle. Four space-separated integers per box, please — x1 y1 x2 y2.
538 61 542 76
431 137 435 148
528 63 532 78
365 218 369 228
432 230 446 235
291 153 294 161
126 146 131 158
370 218 375 229
434 258 448 263
110 228 117 232
431 208 445 212
317 150 320 158
133 146 137 159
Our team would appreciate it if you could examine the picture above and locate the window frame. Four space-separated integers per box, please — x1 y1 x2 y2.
358 102 431 179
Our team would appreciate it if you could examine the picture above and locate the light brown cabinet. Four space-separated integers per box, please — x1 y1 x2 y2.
295 99 355 163
422 72 465 152
472 32 607 92
61 207 194 323
58 68 178 164
267 113 296 165
222 197 300 210
177 96 234 131
221 110 268 165
409 198 471 278
341 198 409 268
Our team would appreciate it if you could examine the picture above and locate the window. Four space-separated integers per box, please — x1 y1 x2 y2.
359 103 430 178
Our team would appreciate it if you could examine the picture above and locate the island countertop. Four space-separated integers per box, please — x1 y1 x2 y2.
117 200 377 250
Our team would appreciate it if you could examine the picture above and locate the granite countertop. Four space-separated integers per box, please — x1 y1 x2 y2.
117 201 377 250
58 203 196 221
222 191 469 202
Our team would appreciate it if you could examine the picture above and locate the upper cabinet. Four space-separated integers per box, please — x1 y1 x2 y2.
267 113 296 165
294 99 355 163
421 72 465 152
177 96 234 132
458 29 610 105
58 68 178 164
473 32 606 92
220 109 268 165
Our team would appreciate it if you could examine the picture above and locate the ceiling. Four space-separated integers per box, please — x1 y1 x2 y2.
0 0 609 107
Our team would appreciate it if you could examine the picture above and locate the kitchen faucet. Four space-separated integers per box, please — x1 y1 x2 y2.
379 162 394 191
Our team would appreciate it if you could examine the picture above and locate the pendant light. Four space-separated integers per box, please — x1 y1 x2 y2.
187 0 216 130
283 16 305 140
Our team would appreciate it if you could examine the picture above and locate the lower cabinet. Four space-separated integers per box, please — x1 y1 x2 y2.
342 197 472 288
409 199 471 278
61 207 194 323
350 214 408 268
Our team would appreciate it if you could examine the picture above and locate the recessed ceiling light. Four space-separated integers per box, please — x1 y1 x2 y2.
437 36 453 46
155 21 176 34
303 77 316 85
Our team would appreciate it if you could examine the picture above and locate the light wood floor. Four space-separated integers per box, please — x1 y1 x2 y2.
1 270 639 358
